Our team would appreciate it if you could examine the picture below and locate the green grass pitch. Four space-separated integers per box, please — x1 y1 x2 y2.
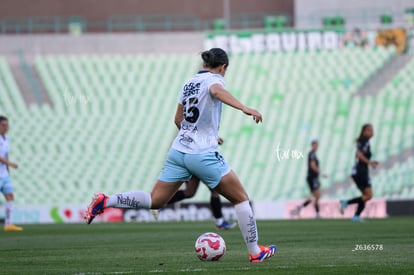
0 218 413 274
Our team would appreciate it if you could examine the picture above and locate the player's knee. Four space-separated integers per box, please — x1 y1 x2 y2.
362 191 372 201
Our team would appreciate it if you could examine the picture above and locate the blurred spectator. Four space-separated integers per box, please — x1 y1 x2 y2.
341 28 369 48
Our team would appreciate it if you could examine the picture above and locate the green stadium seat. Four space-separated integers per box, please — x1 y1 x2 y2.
1 47 413 205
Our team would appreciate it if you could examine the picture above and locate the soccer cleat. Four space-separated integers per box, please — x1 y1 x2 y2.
151 209 159 221
352 215 363 222
290 207 301 216
85 193 108 224
339 200 348 215
249 245 277 263
216 220 236 230
4 224 23 232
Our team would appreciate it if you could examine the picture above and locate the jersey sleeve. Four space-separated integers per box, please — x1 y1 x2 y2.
309 152 316 160
357 140 367 152
206 74 225 91
178 91 183 104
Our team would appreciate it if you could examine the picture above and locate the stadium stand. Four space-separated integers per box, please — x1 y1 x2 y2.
1 46 413 206
0 57 26 113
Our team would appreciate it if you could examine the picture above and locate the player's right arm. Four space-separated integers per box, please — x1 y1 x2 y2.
356 141 378 169
310 160 320 174
209 84 262 123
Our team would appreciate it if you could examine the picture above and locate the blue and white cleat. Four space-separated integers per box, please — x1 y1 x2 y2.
352 215 363 222
249 245 277 263
339 200 348 215
85 192 108 224
290 207 301 216
216 220 237 230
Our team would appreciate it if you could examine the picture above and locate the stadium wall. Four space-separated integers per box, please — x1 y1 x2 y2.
0 199 390 224
5 199 413 224
0 33 204 55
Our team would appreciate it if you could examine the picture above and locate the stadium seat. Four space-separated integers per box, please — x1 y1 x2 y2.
1 46 413 205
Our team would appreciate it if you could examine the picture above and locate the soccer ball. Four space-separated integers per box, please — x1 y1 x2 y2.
194 232 226 261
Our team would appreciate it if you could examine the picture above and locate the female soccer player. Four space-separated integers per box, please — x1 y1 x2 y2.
340 124 378 222
85 48 276 262
291 140 326 218
0 116 23 231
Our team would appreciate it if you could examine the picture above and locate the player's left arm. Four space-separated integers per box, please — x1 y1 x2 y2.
209 84 262 123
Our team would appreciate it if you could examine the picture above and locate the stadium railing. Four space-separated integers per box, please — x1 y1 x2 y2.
0 13 292 34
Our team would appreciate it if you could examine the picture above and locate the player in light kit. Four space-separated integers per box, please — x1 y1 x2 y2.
0 116 23 231
85 48 277 262
340 124 378 222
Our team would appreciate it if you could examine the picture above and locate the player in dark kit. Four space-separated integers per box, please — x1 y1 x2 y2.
340 124 378 222
291 140 325 218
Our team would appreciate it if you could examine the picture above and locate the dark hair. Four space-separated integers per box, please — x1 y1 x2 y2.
0 116 8 122
311 140 318 145
356 123 372 143
201 48 229 69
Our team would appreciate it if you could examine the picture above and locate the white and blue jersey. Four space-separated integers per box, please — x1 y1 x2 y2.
172 70 225 154
159 71 231 188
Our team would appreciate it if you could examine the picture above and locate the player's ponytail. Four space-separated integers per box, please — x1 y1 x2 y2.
201 48 229 69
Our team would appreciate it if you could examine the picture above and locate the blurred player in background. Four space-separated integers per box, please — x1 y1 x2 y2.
291 140 326 218
340 124 378 222
85 48 276 262
0 116 23 231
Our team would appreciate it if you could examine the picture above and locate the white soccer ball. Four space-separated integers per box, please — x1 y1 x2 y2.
194 232 226 261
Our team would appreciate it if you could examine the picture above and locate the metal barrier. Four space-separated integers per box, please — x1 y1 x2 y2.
0 13 290 33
